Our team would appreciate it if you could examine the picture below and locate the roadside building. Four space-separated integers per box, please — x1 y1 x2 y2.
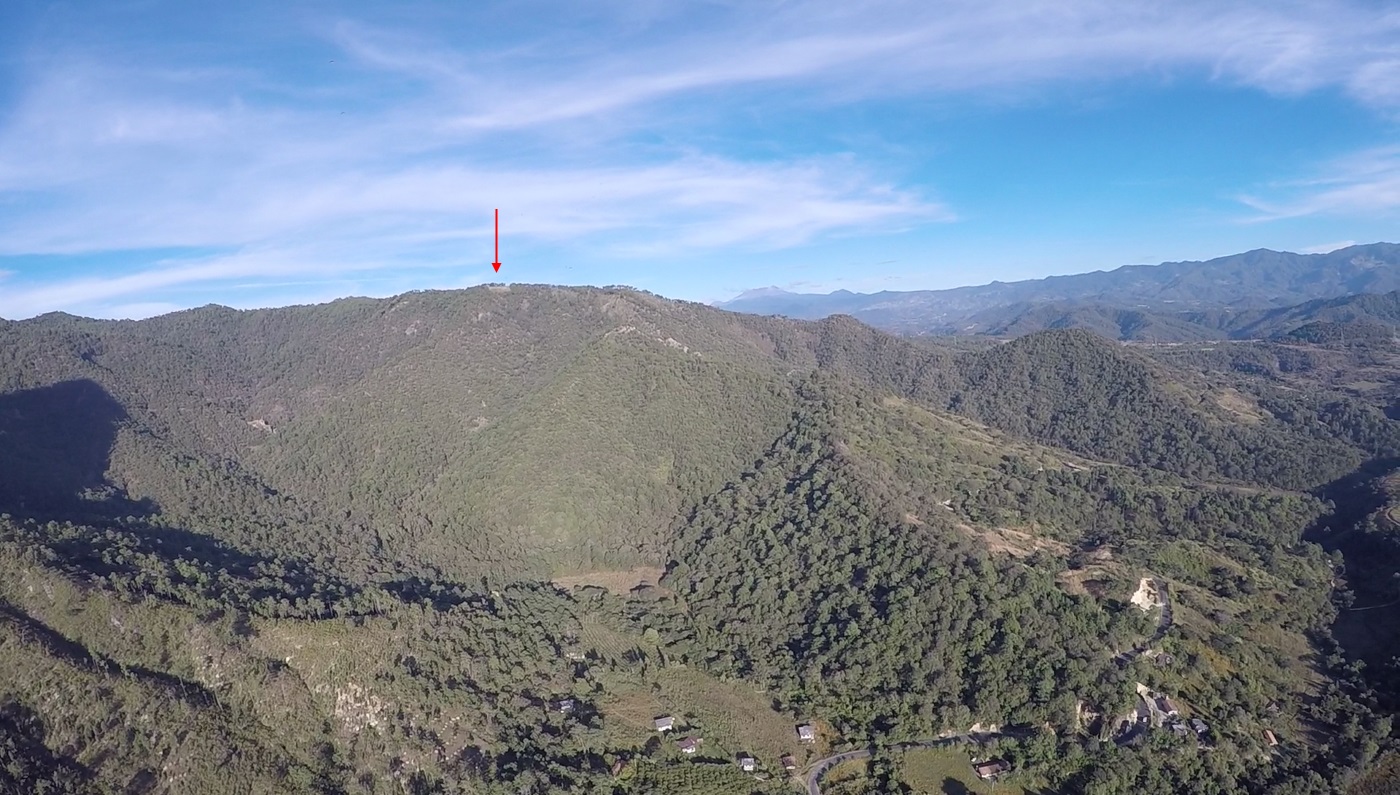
974 760 1011 780
781 755 797 771
797 724 817 743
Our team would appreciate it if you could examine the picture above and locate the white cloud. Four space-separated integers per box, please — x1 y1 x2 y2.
3 0 1400 317
330 0 1400 130
0 244 491 319
1300 240 1358 254
0 153 945 318
1239 146 1400 221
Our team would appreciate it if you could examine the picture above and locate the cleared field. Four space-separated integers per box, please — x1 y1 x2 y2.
577 616 647 662
629 760 791 795
900 748 1025 795
599 666 810 767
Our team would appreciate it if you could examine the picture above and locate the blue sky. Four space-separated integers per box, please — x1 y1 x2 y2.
1 0 1399 319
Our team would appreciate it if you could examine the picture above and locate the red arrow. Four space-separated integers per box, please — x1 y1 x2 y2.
492 209 501 272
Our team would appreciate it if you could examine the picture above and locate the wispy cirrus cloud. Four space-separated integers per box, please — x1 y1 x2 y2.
1239 146 1400 221
1300 240 1359 254
0 245 492 319
2 0 1399 318
0 150 943 317
329 0 1400 129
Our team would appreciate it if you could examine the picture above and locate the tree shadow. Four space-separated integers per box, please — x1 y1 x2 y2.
382 576 493 612
0 380 520 622
0 379 154 519
0 600 218 709
0 380 391 618
941 778 972 795
0 699 101 790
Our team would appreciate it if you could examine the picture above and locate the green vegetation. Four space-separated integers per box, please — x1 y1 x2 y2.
627 761 788 795
1 284 1398 793
899 748 1025 795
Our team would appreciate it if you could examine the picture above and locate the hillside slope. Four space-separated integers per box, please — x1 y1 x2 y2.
2 285 1398 794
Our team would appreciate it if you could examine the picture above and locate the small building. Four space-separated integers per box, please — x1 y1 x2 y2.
1171 723 1190 738
738 756 757 773
555 699 576 714
678 737 702 755
654 715 675 733
797 724 817 743
1155 696 1181 717
1191 719 1208 736
974 760 1011 780
781 755 797 772
1264 729 1279 748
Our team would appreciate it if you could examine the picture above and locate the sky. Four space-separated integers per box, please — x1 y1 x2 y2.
1 0 1399 319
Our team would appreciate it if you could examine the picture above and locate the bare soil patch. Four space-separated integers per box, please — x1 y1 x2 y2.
1058 568 1114 598
1130 577 1165 611
965 525 1070 558
1212 388 1270 424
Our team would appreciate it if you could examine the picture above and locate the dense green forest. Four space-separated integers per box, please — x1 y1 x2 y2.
951 288 1400 343
1 284 1397 794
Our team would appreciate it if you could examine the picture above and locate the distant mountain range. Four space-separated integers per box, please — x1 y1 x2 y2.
717 243 1400 340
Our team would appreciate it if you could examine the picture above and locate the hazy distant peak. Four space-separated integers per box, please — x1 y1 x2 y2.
724 286 798 302
718 242 1400 334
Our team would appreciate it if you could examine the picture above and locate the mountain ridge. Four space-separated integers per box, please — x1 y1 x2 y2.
717 243 1400 336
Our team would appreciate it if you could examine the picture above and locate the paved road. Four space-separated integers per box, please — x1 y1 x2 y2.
805 731 1028 795
805 748 874 795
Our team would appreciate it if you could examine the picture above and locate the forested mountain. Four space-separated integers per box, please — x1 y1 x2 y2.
717 243 1400 337
1 284 1398 794
958 290 1400 343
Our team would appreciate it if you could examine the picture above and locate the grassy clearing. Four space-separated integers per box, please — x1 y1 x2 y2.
578 615 648 661
629 759 791 795
598 665 810 768
900 749 1026 795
